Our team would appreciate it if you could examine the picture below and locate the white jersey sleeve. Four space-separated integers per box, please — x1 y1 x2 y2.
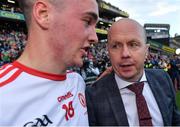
0 61 89 126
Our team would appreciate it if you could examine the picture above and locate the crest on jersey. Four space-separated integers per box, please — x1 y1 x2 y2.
78 93 86 108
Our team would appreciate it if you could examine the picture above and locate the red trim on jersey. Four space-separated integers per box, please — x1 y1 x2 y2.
0 69 22 87
12 61 66 81
0 66 15 78
0 63 9 70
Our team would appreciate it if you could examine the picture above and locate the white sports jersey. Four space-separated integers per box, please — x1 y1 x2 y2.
0 61 88 126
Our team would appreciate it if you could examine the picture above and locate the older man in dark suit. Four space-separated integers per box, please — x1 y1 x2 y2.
86 18 180 126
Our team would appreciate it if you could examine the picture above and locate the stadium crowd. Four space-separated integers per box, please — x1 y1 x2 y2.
145 52 180 91
0 21 180 91
0 21 26 66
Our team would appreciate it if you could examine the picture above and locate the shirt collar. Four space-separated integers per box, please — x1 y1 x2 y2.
115 70 147 90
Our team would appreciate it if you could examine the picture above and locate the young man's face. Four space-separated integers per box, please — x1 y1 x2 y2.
108 20 149 82
49 0 99 68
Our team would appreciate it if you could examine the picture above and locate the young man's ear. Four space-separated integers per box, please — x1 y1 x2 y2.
33 0 50 29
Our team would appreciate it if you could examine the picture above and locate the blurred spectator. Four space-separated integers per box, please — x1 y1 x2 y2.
168 55 180 91
84 59 100 86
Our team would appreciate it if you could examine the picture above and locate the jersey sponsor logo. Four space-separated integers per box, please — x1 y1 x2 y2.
78 93 86 108
23 115 53 127
57 91 73 103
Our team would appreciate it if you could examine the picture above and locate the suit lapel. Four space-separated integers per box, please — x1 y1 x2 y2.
146 70 169 125
105 72 129 126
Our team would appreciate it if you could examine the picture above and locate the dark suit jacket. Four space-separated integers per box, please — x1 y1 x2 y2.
86 69 180 126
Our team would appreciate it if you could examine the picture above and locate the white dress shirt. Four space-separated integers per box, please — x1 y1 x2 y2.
115 71 164 126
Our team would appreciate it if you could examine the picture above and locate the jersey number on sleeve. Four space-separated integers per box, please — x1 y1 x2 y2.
62 101 75 121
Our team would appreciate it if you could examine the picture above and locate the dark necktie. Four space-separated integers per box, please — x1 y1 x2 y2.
128 82 153 126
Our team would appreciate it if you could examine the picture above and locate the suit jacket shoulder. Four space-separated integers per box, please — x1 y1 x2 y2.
145 69 180 126
86 72 129 126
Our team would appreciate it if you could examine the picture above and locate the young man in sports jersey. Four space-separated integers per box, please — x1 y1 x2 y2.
0 0 99 126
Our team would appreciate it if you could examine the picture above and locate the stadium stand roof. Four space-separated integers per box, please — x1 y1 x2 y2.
144 23 170 30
